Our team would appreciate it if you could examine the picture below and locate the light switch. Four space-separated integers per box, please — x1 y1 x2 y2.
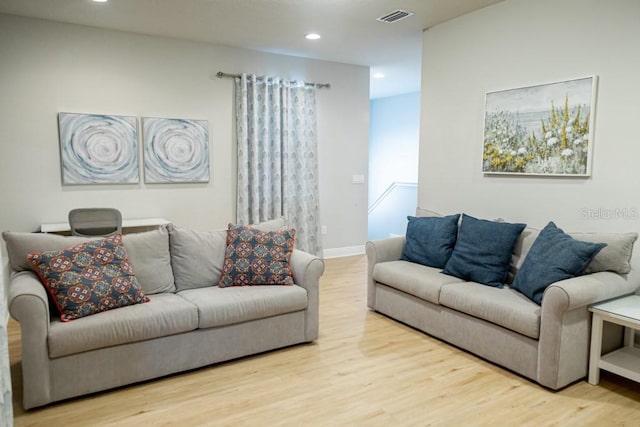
352 174 365 184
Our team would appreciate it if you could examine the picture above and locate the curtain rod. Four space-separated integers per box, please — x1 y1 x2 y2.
216 71 331 89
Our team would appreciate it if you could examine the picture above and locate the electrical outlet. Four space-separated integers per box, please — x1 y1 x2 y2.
321 225 327 235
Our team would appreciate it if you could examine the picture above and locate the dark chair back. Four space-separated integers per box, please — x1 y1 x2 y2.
68 208 123 237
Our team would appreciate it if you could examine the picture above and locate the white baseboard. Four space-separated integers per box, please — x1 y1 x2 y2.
322 245 365 259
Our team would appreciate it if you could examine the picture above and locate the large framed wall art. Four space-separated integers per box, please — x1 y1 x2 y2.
482 76 597 177
142 117 210 183
58 112 139 185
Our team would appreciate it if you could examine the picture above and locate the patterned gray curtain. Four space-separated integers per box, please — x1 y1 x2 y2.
1 245 13 426
235 74 322 256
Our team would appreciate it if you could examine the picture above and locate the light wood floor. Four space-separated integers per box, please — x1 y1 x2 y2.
7 255 640 426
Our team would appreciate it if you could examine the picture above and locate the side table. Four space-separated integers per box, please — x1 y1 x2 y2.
588 294 640 385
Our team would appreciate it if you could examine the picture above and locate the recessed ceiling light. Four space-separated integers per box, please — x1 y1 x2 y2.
373 73 385 79
92 0 108 3
305 33 321 40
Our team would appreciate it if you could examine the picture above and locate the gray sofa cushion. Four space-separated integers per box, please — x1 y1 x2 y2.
250 217 287 231
508 227 540 283
168 218 288 291
3 231 88 272
415 207 442 218
123 226 175 294
3 229 175 295
372 260 464 304
168 225 227 291
439 282 541 339
178 285 308 329
47 293 198 358
570 232 638 274
510 229 637 279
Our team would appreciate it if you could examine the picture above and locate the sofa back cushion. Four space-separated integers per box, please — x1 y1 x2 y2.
509 228 638 280
248 217 288 231
123 226 175 294
410 212 637 279
168 225 228 291
168 218 287 291
570 232 637 274
3 228 176 295
3 231 89 272
508 227 540 284
415 207 442 218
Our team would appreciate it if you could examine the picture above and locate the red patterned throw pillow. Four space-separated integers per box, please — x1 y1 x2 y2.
27 234 148 322
218 223 296 287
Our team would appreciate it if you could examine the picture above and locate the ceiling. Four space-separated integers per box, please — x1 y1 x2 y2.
0 0 503 99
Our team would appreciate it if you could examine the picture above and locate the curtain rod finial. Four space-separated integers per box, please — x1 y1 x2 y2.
216 71 224 79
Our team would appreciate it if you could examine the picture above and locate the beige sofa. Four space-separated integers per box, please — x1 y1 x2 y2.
4 221 324 409
366 213 639 390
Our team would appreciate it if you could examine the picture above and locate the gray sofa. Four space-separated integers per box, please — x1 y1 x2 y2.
366 212 639 390
4 221 324 409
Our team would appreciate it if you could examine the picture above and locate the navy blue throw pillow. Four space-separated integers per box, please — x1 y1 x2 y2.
442 214 526 287
401 214 460 268
511 222 606 304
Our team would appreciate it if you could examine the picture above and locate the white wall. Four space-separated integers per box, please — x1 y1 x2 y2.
368 92 419 240
419 0 640 236
0 14 369 252
369 92 420 203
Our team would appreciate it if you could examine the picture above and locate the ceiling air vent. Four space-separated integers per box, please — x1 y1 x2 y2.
376 9 414 23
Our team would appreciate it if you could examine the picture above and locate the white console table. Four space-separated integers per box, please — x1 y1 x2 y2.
588 295 640 385
40 218 170 234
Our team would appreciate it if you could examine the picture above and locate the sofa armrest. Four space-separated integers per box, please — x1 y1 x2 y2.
8 271 51 325
366 237 405 265
290 249 324 341
8 271 54 409
365 237 405 308
537 270 640 389
544 270 639 312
